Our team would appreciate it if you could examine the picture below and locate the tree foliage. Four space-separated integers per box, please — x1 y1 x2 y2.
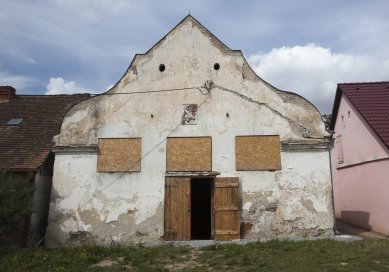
0 172 34 240
321 114 332 131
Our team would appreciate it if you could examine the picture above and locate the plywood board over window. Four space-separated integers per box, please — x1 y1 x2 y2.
166 137 212 172
97 138 141 172
236 135 281 171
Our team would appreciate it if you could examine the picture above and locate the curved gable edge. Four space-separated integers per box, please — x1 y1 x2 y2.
59 14 327 145
106 15 240 96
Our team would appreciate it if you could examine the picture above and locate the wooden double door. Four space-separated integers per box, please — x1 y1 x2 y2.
164 176 240 241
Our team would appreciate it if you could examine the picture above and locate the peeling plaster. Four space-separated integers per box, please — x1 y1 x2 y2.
46 16 334 246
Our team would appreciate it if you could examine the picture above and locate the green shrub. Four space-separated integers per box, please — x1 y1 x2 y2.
0 172 34 245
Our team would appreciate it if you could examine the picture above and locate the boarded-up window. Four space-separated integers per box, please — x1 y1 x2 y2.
235 135 281 171
97 138 141 172
336 135 344 164
166 137 211 172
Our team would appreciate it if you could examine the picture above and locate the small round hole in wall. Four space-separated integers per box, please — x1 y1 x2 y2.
159 64 165 72
214 63 220 70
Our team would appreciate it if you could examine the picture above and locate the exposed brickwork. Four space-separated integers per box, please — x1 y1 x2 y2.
240 222 252 238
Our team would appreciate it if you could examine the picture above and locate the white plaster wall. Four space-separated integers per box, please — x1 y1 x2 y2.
332 94 389 167
239 151 333 239
331 94 389 234
46 16 333 245
47 145 333 244
47 153 164 244
58 17 325 147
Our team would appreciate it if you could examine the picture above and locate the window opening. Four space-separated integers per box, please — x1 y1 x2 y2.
7 118 23 126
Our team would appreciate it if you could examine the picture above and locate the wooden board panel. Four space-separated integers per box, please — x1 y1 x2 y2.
235 135 281 171
214 177 240 241
164 177 191 240
97 138 141 172
166 137 212 172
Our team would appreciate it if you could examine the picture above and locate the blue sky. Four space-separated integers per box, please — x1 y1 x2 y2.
1 0 389 113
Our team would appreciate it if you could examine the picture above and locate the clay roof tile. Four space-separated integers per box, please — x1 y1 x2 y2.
0 93 90 171
330 81 389 148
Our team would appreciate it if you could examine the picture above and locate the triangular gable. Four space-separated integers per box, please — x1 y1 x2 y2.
107 15 245 94
145 15 239 57
330 82 389 149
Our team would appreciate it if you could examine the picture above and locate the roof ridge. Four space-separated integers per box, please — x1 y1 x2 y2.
15 94 91 98
331 81 389 149
338 81 389 86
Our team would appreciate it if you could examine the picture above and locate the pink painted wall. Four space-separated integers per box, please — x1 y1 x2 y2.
331 94 389 235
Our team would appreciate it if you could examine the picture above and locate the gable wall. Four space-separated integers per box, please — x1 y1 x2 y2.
46 17 333 245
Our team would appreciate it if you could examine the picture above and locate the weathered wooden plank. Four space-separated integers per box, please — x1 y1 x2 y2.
214 177 240 241
164 177 191 241
183 178 191 240
214 230 239 235
214 206 239 211
215 183 239 188
177 178 182 240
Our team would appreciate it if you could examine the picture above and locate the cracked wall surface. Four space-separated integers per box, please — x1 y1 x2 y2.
46 16 333 246
241 152 333 239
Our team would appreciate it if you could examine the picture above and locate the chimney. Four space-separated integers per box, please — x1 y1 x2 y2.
0 86 16 103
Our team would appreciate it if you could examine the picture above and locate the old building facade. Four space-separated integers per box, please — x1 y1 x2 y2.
330 82 389 235
46 16 334 246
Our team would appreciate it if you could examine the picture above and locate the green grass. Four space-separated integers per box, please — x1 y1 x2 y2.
1 240 389 271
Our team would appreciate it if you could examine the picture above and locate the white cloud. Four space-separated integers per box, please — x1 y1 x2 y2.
1 0 389 106
248 44 389 113
45 77 89 95
0 70 36 89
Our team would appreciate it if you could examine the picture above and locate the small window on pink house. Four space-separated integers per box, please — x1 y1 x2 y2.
335 135 344 164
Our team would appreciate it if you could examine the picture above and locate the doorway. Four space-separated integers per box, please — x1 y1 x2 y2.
164 176 240 241
190 178 213 240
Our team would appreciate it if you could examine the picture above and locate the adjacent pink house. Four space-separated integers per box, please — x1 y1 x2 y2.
330 82 389 235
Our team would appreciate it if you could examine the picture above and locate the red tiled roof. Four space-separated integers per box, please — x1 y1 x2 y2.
0 93 90 171
330 82 389 148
